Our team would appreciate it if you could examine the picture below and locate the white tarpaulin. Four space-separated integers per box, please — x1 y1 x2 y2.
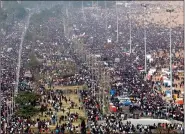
148 68 156 75
104 62 108 66
162 68 169 73
24 70 32 78
146 54 152 59
107 39 112 43
163 79 172 86
115 58 120 63
116 82 123 86
95 54 101 58
149 58 153 63
7 48 12 52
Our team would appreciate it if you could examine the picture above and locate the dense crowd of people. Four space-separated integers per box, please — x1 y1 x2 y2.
1 1 184 134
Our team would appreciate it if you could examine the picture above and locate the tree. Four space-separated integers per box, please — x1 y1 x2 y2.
15 91 40 118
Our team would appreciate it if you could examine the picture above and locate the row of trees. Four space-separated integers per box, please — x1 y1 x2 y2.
15 91 40 118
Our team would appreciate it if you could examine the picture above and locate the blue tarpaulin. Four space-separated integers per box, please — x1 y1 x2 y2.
110 89 116 96
165 90 171 97
120 100 132 106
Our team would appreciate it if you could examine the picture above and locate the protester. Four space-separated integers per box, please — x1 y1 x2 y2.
1 2 183 134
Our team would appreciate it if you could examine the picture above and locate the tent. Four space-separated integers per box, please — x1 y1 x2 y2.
137 67 143 70
109 105 117 112
163 79 171 87
148 58 153 63
107 39 112 43
120 100 132 106
116 82 122 86
24 71 32 78
148 68 156 75
162 68 169 74
165 90 171 96
115 58 120 63
147 74 152 80
7 48 13 52
175 99 183 105
146 54 152 59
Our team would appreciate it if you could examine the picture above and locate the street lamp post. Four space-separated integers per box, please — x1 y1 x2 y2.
141 4 147 77
116 1 119 43
104 1 107 32
127 2 132 54
166 9 174 99
82 1 86 22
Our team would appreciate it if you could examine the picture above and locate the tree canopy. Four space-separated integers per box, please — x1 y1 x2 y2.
15 91 40 118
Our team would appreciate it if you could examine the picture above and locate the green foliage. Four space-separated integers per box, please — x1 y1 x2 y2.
16 105 39 118
15 91 40 106
82 85 88 90
15 91 40 118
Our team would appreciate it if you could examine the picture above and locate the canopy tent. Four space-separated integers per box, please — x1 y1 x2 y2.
162 68 170 75
107 38 112 43
148 68 156 75
7 48 13 52
146 54 152 59
147 74 152 81
137 66 143 70
115 58 120 63
175 99 183 105
109 105 117 112
24 71 32 78
163 79 172 87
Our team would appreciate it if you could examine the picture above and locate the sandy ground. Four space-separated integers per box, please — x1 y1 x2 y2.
131 1 183 27
31 86 85 133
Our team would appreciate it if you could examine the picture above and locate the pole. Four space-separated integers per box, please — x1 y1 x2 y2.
98 62 101 103
169 12 173 99
82 1 86 22
93 56 96 97
184 6 185 133
116 1 119 43
0 0 3 9
129 3 132 54
141 4 147 76
102 68 105 115
144 6 147 75
166 9 174 99
105 1 107 32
